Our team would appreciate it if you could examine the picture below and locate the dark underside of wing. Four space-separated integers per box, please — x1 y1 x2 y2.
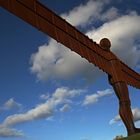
120 61 140 89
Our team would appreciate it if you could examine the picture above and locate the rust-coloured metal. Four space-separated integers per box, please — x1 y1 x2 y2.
99 38 111 51
109 79 136 136
1 0 140 136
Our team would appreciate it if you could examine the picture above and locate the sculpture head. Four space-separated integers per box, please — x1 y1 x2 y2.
99 38 111 51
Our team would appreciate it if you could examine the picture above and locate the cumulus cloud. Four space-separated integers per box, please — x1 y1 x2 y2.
30 39 103 83
40 94 50 100
109 115 121 125
0 87 85 136
60 104 71 112
0 125 24 138
4 98 21 110
61 0 108 27
133 108 140 122
101 7 119 21
0 98 21 111
3 102 54 126
109 108 140 125
46 116 55 122
87 13 140 67
83 89 113 106
53 87 84 102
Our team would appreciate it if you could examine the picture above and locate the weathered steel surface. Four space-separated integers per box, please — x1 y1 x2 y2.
0 0 140 88
120 61 140 89
0 0 111 74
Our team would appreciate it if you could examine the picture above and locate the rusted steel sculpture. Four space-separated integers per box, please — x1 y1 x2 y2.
1 0 140 136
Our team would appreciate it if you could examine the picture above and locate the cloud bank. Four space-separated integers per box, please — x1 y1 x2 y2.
30 39 102 83
87 13 140 67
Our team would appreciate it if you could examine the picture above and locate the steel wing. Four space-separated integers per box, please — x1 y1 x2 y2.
120 61 140 89
0 0 112 74
1 0 140 89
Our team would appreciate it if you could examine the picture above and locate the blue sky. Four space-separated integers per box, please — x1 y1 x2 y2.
0 0 140 140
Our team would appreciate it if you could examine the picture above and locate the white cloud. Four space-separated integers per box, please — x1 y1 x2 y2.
0 125 24 138
135 121 140 128
40 94 50 100
87 13 140 67
53 87 84 102
109 108 140 125
61 0 108 27
60 104 71 112
3 102 54 126
133 108 140 122
0 98 21 111
101 7 119 21
109 115 121 125
1 87 84 127
4 98 21 110
30 39 103 84
83 89 113 106
46 116 54 122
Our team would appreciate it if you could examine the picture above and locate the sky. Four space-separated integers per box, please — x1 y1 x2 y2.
0 0 140 140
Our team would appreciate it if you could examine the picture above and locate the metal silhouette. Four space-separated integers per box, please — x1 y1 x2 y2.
1 0 140 136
